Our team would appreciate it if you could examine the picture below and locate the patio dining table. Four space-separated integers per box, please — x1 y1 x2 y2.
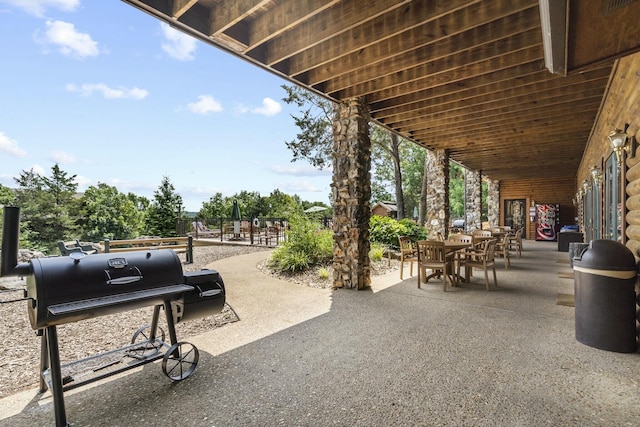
422 240 472 284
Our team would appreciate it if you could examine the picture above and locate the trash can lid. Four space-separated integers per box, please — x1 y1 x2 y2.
573 239 637 273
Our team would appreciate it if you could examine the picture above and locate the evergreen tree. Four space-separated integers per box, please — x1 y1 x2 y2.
145 176 182 237
282 84 335 170
13 165 78 253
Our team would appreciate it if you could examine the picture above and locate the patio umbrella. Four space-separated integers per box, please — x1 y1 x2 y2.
231 200 241 238
304 205 328 213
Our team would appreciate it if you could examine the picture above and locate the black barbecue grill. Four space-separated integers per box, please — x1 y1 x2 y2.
0 206 226 427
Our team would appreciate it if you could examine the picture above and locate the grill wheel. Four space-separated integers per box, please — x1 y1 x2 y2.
162 341 199 381
128 324 166 360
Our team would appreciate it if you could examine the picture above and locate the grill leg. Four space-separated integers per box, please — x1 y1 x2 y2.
39 329 48 393
46 326 70 427
149 304 162 340
164 300 178 347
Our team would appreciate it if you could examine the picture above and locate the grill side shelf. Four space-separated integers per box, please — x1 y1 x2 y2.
47 284 194 316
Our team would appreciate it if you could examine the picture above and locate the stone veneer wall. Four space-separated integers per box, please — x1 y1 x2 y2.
331 97 371 290
465 169 482 231
487 179 500 227
425 149 450 238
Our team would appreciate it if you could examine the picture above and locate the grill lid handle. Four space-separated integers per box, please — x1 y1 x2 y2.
105 266 143 285
196 283 223 298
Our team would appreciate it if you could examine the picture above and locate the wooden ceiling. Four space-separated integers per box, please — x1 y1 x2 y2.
121 0 640 182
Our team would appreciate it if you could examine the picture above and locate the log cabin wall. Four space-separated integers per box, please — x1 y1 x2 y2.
500 178 576 240
578 52 640 256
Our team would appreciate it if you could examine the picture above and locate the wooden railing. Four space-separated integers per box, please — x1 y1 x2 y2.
102 236 193 263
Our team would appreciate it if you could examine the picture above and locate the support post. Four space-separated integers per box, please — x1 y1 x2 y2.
487 179 500 226
465 170 483 231
331 97 371 289
425 149 450 239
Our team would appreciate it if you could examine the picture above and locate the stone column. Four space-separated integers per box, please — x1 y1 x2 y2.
331 97 371 290
487 178 500 227
465 169 482 231
425 149 450 239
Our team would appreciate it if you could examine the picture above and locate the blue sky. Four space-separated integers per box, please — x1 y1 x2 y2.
0 0 332 211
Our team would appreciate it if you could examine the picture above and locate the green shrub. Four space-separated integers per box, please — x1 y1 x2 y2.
269 249 311 272
369 216 426 249
317 267 330 279
268 214 333 273
369 242 386 261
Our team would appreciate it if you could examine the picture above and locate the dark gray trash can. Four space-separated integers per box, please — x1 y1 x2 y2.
568 242 589 268
573 240 638 353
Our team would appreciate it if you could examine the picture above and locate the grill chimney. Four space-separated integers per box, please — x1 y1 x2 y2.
1 206 31 277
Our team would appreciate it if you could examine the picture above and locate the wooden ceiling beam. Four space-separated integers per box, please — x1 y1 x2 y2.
171 0 198 19
285 0 481 75
388 85 605 130
370 61 546 114
297 3 538 84
412 118 598 149
396 88 604 129
322 27 542 95
242 0 340 50
207 0 270 40
408 110 599 144
332 45 543 100
257 0 417 66
374 66 611 120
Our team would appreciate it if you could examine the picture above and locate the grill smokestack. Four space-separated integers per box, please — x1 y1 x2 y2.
1 206 31 277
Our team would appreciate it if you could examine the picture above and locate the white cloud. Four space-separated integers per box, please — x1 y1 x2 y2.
66 83 148 100
0 132 27 157
41 20 99 59
106 178 155 194
30 164 46 176
4 0 79 17
279 180 324 193
233 103 249 114
73 174 92 189
160 23 196 61
269 164 332 176
49 150 76 164
187 95 223 114
252 97 282 117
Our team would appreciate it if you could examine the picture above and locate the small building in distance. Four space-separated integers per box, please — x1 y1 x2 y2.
371 201 398 218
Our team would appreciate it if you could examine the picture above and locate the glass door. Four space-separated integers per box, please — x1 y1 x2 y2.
604 154 621 241
591 177 602 240
584 188 592 241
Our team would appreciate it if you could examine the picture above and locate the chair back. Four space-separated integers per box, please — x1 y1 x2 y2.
416 240 447 263
448 234 472 244
472 229 492 237
485 239 497 262
398 236 414 254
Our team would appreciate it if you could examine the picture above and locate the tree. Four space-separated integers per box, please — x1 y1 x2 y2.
266 189 303 217
145 176 183 237
13 165 79 253
41 164 77 207
0 183 14 206
199 192 228 219
232 191 267 220
78 183 145 241
284 84 414 216
371 127 406 217
449 163 465 219
282 84 335 169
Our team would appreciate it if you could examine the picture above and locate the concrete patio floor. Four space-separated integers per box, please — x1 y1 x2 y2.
1 240 638 426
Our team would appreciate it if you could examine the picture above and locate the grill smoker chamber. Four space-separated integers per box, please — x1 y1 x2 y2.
0 206 226 427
